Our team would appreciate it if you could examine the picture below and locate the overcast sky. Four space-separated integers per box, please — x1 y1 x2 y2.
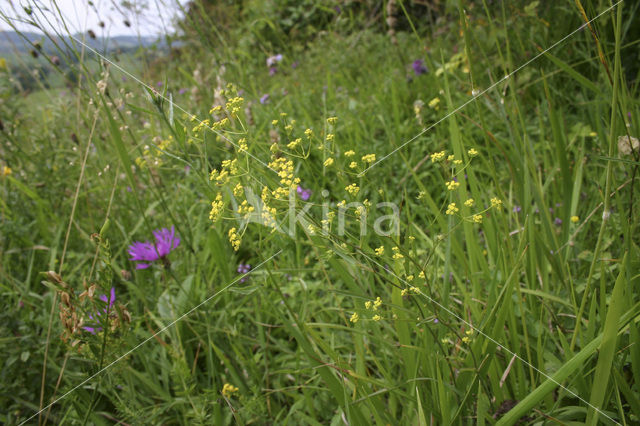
0 0 185 36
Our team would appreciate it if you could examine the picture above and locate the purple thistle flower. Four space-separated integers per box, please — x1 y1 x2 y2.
128 226 180 269
83 287 116 334
260 94 270 105
296 185 311 201
554 217 562 226
412 59 428 76
269 67 278 76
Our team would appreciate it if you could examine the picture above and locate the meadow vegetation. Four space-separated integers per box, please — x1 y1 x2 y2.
1 0 639 424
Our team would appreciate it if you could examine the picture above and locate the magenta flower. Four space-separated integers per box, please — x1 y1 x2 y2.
296 185 311 201
83 287 116 334
128 226 180 269
412 59 428 76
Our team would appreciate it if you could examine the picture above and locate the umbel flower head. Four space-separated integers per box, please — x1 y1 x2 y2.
128 226 180 269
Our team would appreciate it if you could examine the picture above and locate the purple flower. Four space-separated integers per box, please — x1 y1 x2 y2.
260 94 270 104
178 88 187 95
513 205 521 213
554 218 562 226
266 54 283 67
128 226 180 269
412 59 428 76
156 81 163 87
83 287 116 334
237 263 251 283
296 185 311 201
269 67 278 76
291 61 299 69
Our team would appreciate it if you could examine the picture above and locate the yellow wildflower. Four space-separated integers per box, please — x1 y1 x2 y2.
446 180 460 191
345 183 359 195
431 151 446 162
327 116 338 125
372 314 382 321
446 203 459 215
324 158 334 167
428 97 440 110
472 214 483 223
349 161 357 169
373 297 382 310
361 154 376 163
375 246 384 256
464 198 474 207
570 215 579 223
1 165 11 177
490 197 502 209
350 312 359 323
222 383 239 398
344 150 355 157
468 148 478 157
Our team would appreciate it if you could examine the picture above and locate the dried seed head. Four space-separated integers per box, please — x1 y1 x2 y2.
618 135 639 156
60 291 71 307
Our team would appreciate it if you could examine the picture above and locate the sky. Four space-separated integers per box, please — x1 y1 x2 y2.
0 0 185 37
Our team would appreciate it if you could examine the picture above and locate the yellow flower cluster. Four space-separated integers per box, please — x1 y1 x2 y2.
428 97 440 110
375 246 384 256
323 158 334 167
446 180 460 191
225 96 244 115
238 138 248 152
1 165 11 177
431 150 446 162
350 312 359 323
401 287 420 296
344 150 355 157
209 193 224 222
268 156 299 189
287 138 301 149
135 136 174 168
327 116 338 125
237 200 255 217
464 198 474 207
490 197 502 209
222 383 239 398
361 153 376 163
391 246 403 259
228 227 241 251
210 158 239 185
571 215 579 223
446 203 459 215
345 183 359 195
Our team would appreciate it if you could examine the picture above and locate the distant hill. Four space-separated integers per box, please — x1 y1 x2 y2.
0 30 163 54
